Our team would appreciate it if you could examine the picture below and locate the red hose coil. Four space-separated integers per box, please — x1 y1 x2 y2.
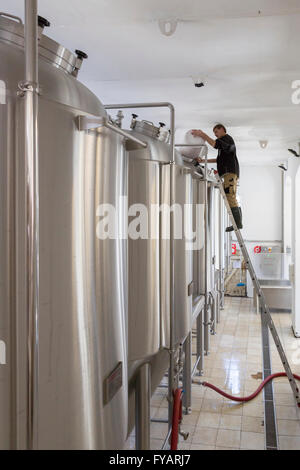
170 388 183 450
202 372 300 406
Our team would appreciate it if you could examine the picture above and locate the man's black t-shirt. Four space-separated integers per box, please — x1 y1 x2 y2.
215 134 240 178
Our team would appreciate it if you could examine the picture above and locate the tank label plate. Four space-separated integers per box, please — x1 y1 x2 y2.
103 361 123 405
0 80 6 104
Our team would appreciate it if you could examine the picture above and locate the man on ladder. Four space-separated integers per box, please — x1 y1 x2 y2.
192 124 242 232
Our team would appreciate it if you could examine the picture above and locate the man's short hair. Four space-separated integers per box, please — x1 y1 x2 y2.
213 123 226 133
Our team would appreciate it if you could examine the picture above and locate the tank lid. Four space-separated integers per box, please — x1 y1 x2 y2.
0 13 80 76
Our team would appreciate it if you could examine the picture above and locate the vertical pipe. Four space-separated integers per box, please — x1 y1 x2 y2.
204 151 209 354
168 103 176 433
197 310 204 374
135 363 151 450
282 170 285 252
182 333 191 414
219 191 225 310
24 0 39 450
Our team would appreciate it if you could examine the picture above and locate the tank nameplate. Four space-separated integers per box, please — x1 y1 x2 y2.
103 361 123 405
0 80 6 104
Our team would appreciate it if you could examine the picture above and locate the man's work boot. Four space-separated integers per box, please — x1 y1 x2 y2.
225 206 243 232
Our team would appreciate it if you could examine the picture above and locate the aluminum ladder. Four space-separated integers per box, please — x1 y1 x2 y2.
216 175 300 407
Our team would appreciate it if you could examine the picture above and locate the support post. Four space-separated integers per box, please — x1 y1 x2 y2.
24 0 39 450
182 333 192 414
197 310 204 374
135 363 151 450
204 154 210 355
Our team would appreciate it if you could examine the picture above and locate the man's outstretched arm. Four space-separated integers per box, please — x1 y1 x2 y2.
191 129 216 148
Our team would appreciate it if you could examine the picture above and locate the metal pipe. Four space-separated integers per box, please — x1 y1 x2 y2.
24 0 39 450
219 191 225 309
104 102 175 160
162 427 172 450
105 121 147 148
174 144 207 147
135 363 151 450
192 355 201 377
182 332 192 414
204 146 209 354
197 310 204 375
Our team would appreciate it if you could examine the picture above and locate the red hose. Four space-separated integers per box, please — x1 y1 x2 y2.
202 372 300 406
170 388 183 450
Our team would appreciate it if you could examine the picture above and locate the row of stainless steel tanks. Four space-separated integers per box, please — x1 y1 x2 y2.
0 12 229 449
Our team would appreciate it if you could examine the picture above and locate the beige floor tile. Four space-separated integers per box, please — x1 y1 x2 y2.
181 411 201 426
178 442 191 450
201 398 224 413
190 397 203 411
222 401 244 416
216 429 241 448
215 446 239 450
150 439 164 450
275 393 296 406
279 435 300 450
219 414 242 430
192 427 218 446
150 422 169 440
197 411 221 428
242 402 264 418
190 444 215 450
277 419 300 436
276 405 300 421
241 416 264 434
240 431 265 450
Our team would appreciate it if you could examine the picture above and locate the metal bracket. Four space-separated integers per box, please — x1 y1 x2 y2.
76 114 106 131
17 80 41 97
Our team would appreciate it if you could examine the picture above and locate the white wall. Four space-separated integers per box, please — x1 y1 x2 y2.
285 156 300 336
238 165 283 241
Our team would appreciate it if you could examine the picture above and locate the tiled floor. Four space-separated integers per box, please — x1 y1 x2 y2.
126 296 300 450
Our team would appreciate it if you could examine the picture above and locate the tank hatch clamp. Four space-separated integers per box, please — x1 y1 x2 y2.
216 174 300 408
76 114 147 149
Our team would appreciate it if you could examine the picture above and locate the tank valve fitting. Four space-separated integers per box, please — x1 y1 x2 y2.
72 50 88 78
38 16 50 30
115 110 124 128
130 113 138 129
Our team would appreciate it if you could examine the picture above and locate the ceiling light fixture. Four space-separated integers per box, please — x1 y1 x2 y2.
259 140 268 149
158 19 178 37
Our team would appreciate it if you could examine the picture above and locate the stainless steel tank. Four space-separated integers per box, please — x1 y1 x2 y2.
0 13 128 449
125 117 193 431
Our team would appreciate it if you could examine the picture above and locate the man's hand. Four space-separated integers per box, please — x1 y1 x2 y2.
191 129 216 149
191 129 205 138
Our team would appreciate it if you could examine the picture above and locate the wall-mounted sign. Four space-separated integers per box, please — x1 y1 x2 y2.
254 246 261 254
232 243 237 255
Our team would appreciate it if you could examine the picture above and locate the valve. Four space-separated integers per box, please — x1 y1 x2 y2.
38 16 50 29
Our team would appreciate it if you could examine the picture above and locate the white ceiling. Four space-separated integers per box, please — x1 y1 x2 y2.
3 0 300 164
